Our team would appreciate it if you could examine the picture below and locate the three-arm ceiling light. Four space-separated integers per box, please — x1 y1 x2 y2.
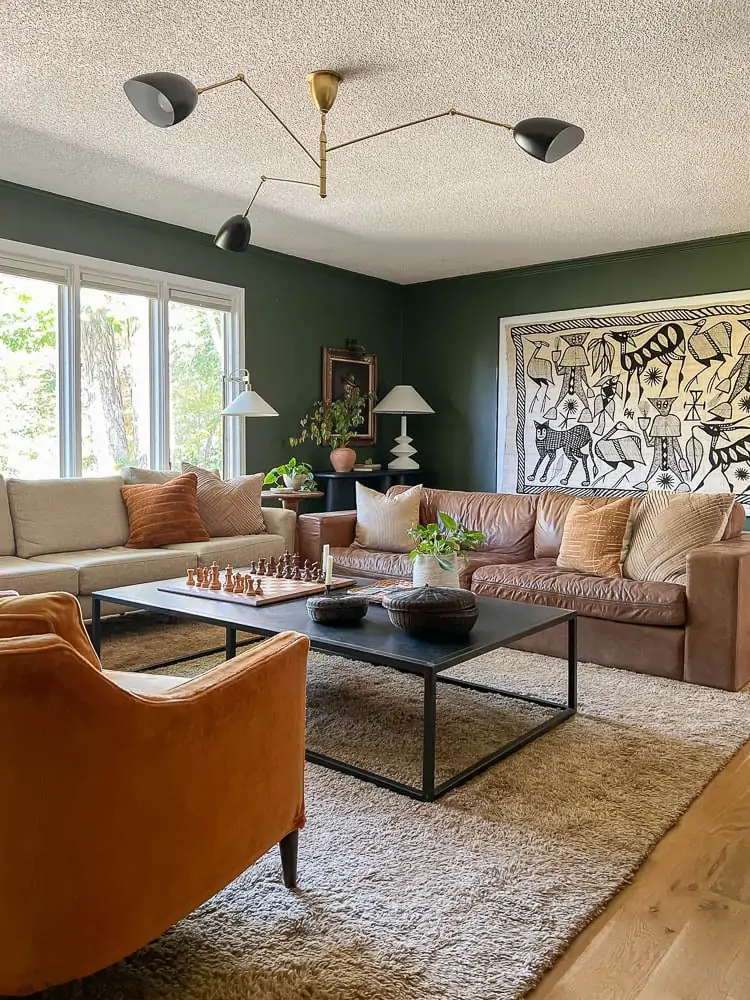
123 68 584 253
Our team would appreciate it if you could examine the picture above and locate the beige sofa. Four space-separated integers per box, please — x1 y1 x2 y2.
0 475 295 618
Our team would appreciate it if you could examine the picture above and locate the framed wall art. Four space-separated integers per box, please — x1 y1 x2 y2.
322 346 378 445
497 289 750 504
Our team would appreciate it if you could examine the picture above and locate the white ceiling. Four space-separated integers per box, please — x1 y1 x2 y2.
0 1 748 283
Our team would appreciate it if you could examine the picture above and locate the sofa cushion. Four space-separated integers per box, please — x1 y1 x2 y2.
0 476 15 556
165 534 288 567
331 546 516 588
389 486 537 560
471 558 686 627
29 547 198 595
7 476 130 557
0 556 79 596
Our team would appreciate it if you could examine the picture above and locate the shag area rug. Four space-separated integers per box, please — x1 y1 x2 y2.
38 616 750 1000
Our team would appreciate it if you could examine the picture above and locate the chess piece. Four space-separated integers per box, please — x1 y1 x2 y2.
258 558 266 576
294 567 302 581
249 561 257 575
268 556 276 573
224 566 234 591
186 568 196 587
275 564 283 578
244 576 255 596
197 568 208 588
209 564 221 590
291 553 299 570
254 579 263 596
304 566 312 582
233 574 246 595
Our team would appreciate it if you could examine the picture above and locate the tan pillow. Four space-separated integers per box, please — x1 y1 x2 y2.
181 463 266 537
624 491 735 584
354 482 422 553
557 497 634 577
121 473 210 549
122 467 176 485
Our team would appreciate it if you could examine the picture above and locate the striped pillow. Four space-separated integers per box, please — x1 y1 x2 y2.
121 473 210 548
181 463 267 537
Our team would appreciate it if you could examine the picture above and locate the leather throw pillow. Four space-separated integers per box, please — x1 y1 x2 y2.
354 482 422 553
624 491 735 584
181 463 266 537
121 473 210 548
557 497 634 578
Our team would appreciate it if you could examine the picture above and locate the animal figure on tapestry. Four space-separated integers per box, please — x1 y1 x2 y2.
684 320 733 397
525 340 554 411
692 420 750 492
529 422 599 487
709 325 750 420
605 323 686 404
589 422 645 489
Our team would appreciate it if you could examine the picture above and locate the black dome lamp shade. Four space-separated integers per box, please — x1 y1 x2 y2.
123 72 199 127
513 117 584 163
214 214 252 252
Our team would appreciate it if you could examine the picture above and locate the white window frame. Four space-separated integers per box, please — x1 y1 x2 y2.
0 237 246 478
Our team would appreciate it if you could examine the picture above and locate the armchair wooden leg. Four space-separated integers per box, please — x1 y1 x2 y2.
279 829 299 889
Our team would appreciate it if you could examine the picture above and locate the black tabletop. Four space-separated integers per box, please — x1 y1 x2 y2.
92 580 573 674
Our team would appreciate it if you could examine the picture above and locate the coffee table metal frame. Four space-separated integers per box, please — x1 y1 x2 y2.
90 584 576 803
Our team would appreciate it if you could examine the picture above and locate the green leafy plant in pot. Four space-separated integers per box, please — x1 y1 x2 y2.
407 512 485 589
263 458 317 492
290 389 375 473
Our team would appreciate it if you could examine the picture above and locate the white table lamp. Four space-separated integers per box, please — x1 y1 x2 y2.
221 369 278 416
373 384 434 470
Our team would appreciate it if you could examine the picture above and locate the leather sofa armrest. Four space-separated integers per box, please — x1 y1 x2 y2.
685 536 750 689
260 506 296 552
297 511 357 564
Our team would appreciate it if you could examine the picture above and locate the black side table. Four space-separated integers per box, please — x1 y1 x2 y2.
314 470 427 511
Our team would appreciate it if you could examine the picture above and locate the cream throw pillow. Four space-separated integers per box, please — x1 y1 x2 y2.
624 491 735 584
181 463 266 537
354 482 422 552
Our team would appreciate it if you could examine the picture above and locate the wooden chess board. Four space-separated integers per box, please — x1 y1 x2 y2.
158 570 356 607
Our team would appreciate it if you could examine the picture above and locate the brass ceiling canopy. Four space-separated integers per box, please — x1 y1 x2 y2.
123 66 585 253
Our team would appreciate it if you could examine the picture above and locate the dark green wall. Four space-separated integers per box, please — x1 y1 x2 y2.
0 180 403 475
402 233 750 492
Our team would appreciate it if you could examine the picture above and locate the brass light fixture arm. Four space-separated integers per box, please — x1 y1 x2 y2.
196 73 320 169
326 108 513 154
242 175 319 217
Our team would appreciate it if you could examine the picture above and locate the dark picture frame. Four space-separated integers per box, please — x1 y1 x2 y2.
322 347 378 445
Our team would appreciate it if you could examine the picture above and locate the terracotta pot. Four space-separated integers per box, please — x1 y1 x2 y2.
329 447 357 473
412 553 461 589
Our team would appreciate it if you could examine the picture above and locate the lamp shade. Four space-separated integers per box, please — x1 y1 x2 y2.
123 72 199 127
221 389 278 417
512 117 584 163
373 385 434 414
214 214 252 252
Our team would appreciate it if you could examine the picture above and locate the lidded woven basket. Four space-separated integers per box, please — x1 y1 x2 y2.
382 585 478 637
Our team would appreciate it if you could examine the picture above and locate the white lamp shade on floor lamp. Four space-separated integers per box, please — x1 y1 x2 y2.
373 385 434 470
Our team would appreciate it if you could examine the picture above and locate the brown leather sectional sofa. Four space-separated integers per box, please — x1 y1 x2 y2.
298 487 750 690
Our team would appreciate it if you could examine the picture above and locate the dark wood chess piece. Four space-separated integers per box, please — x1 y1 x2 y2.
258 558 266 576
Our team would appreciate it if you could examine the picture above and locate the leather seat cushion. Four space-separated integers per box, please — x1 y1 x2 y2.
331 547 519 587
471 558 686 627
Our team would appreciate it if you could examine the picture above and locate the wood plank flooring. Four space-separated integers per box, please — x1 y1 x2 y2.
529 740 750 1000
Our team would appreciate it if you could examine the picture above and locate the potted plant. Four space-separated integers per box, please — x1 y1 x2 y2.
290 389 374 473
263 458 317 492
407 512 485 589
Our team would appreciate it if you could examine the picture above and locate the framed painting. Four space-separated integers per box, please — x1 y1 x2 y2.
322 347 378 445
497 289 750 504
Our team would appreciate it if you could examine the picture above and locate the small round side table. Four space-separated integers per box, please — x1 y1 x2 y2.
261 490 324 514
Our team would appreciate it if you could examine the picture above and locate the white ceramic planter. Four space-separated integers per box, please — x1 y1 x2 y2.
283 473 307 490
412 552 461 589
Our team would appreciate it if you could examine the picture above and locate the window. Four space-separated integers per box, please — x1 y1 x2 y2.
0 241 244 480
0 272 61 478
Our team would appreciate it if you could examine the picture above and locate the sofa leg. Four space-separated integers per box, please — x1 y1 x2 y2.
279 829 299 889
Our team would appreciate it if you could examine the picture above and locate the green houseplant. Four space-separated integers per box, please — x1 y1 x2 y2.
263 458 316 492
289 389 374 473
407 512 485 588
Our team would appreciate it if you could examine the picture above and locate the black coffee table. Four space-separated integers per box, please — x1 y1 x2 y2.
91 581 576 802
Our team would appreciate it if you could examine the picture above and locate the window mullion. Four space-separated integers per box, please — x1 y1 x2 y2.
59 266 81 476
153 283 170 469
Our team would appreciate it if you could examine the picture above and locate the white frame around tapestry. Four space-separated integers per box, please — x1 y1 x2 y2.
497 289 750 506
0 236 246 478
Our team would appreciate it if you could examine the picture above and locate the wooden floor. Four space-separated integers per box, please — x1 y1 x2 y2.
529 739 750 1000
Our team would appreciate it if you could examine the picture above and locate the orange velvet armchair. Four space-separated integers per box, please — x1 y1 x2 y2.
0 593 309 996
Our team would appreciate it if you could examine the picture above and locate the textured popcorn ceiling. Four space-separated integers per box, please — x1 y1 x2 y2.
0 0 748 283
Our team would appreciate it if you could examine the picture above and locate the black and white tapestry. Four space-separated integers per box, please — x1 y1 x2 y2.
498 292 750 502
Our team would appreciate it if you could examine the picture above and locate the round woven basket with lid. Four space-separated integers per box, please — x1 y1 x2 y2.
382 585 479 638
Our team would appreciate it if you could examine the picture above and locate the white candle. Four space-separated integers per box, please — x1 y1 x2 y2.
325 554 334 584
322 543 330 571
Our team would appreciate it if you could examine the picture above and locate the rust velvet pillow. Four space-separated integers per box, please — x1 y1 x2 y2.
120 473 210 549
556 497 634 578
